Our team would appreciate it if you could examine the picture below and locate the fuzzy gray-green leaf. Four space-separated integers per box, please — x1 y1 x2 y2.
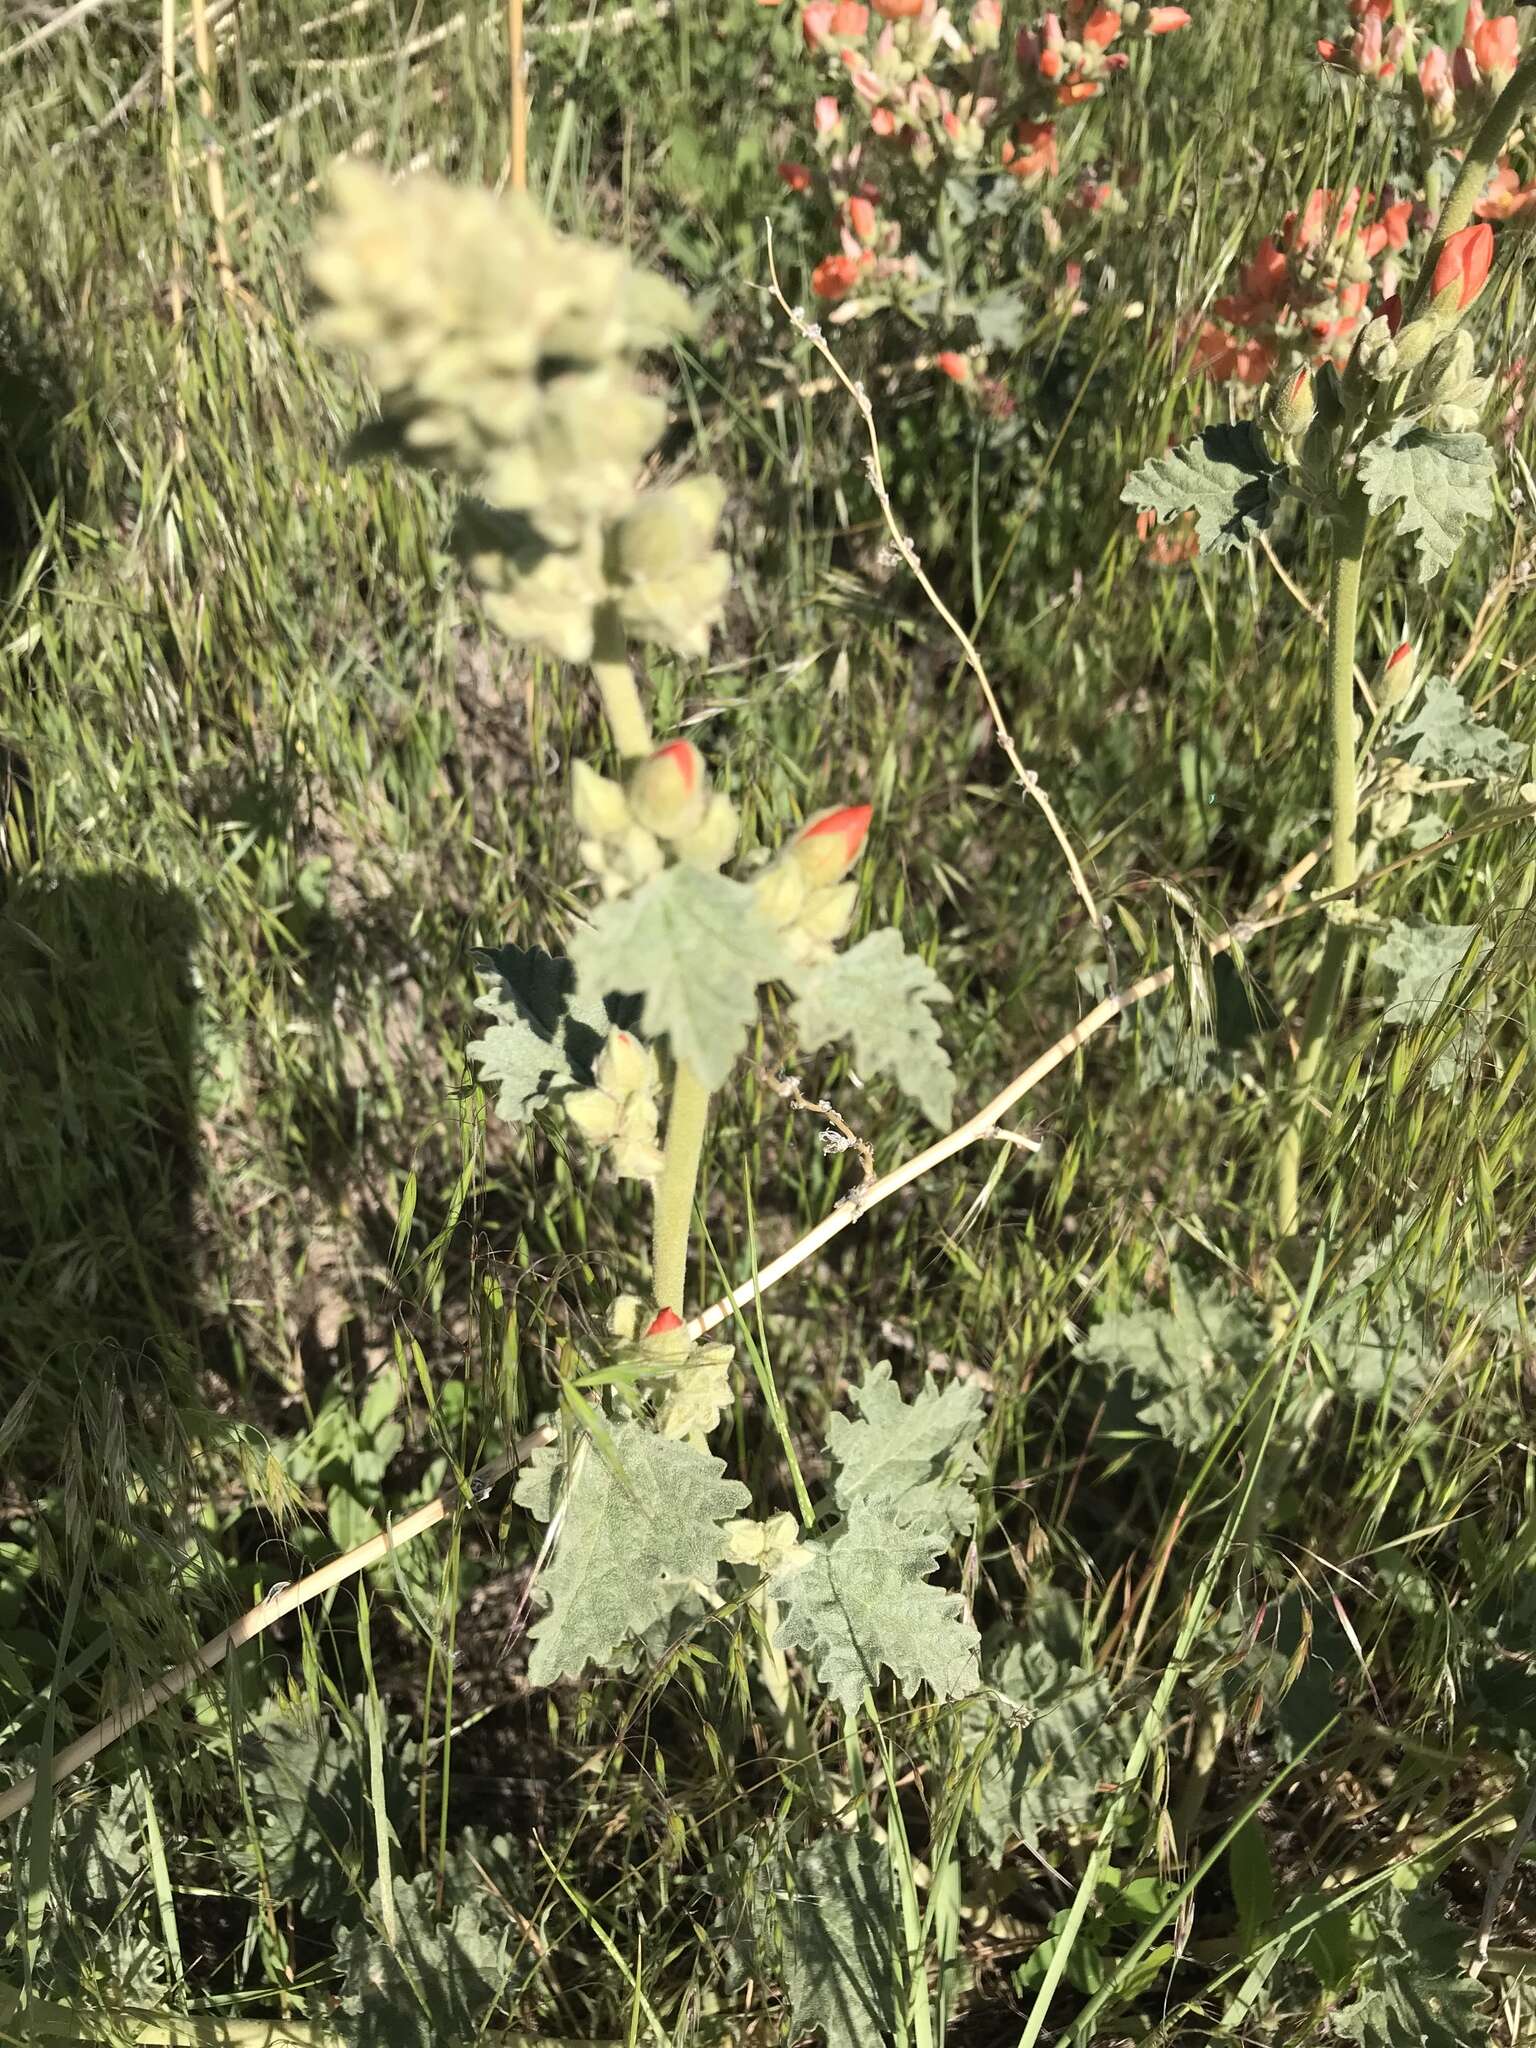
826 1359 984 1545
790 926 954 1126
770 1501 980 1712
966 1631 1128 1865
1077 1270 1264 1449
1120 422 1280 556
337 1874 507 2048
1395 675 1524 783
569 867 792 1088
1358 422 1496 583
522 1422 750 1685
782 1832 898 2048
467 942 638 1124
1375 921 1480 1027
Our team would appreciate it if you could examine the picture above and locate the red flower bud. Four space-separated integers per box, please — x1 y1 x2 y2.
872 0 924 17
1473 12 1519 84
802 0 835 44
1144 4 1190 28
1382 639 1417 705
790 803 873 886
1380 290 1403 334
1431 221 1494 312
629 740 708 839
646 1307 685 1336
828 0 868 33
934 350 971 382
778 160 814 192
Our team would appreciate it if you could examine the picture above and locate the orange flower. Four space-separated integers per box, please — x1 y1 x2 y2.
811 252 871 300
934 350 971 382
829 0 868 34
791 804 874 883
846 194 878 243
1002 118 1058 180
802 1 835 44
1144 5 1191 29
1431 221 1494 311
1472 11 1520 83
1477 162 1536 219
872 0 924 16
1082 7 1120 48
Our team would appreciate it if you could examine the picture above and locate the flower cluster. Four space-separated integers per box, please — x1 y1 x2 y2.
1316 2 1534 212
307 164 730 663
774 0 1190 343
572 741 740 900
1192 185 1416 387
753 804 873 965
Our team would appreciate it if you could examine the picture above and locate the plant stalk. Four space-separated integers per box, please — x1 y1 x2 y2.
651 1059 711 1313
1274 483 1369 1239
589 605 650 760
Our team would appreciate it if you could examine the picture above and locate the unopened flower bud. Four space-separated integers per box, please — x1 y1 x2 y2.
797 879 859 944
608 1293 644 1339
565 1088 623 1143
674 790 740 871
787 802 873 886
572 760 632 840
1421 325 1477 402
754 858 809 928
1381 639 1417 708
640 1304 691 1363
595 1027 656 1100
1390 319 1440 372
1263 365 1316 440
628 739 709 840
1430 222 1494 317
1353 315 1399 382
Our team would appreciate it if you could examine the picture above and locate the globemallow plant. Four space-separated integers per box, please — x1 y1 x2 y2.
306 165 985 1731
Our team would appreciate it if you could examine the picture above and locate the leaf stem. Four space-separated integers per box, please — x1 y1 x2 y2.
1274 483 1369 1239
589 604 650 760
651 1059 711 1313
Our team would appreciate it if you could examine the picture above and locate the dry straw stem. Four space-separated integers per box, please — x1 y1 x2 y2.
763 225 1104 941
0 851 1330 1829
188 0 236 296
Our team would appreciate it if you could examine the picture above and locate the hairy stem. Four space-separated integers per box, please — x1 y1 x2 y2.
1412 55 1536 313
651 1060 711 1313
1274 483 1369 1239
590 604 650 760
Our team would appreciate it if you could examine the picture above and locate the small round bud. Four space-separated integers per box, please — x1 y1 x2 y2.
608 1294 644 1339
787 803 874 887
674 791 740 871
628 740 709 840
1353 315 1399 383
754 859 809 928
1264 365 1316 440
1391 318 1441 372
565 1088 622 1143
1421 326 1476 403
1430 222 1494 316
571 759 632 840
595 1027 656 1100
1381 640 1417 708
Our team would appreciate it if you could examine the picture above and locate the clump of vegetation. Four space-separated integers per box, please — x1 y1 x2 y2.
1 1 1533 2045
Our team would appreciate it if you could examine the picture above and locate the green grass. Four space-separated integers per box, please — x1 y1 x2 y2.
2 0 1535 2042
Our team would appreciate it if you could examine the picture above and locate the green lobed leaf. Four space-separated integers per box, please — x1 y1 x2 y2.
336 1874 507 2048
1317 1244 1437 1410
1120 422 1281 556
965 1629 1128 1866
1076 1268 1265 1450
825 1359 985 1546
238 1708 361 1923
1332 1888 1491 2048
37 1781 166 1998
790 926 954 1127
569 867 793 1089
781 1831 898 2048
770 1501 980 1712
1374 921 1481 1028
1357 422 1496 583
467 942 639 1125
516 1421 750 1685
1395 675 1525 782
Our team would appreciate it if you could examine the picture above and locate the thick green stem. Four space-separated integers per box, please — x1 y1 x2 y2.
651 1060 711 1313
1409 56 1536 315
590 603 650 760
1274 485 1369 1240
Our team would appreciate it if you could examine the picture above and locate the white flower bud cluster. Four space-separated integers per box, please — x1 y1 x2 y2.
563 1028 665 1180
307 164 730 662
571 749 739 901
